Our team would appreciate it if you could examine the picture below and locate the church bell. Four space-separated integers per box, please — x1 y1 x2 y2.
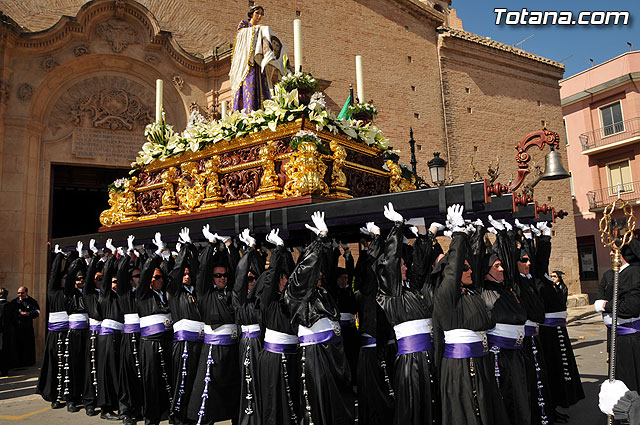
541 148 570 181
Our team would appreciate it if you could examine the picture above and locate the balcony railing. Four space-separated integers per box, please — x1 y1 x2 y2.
587 180 640 210
580 116 640 152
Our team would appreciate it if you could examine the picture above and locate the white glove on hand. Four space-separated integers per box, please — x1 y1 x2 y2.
76 241 84 256
537 221 552 236
383 202 404 223
127 235 135 254
599 379 629 415
409 226 420 237
175 242 182 254
429 222 445 235
594 299 607 312
266 228 284 246
202 224 216 243
487 227 498 235
89 239 98 254
106 238 117 254
473 219 484 228
446 204 465 232
465 223 476 235
240 228 256 247
514 219 529 232
117 246 126 257
443 230 452 238
366 222 380 236
152 232 166 255
501 219 513 231
311 211 328 233
161 250 171 261
178 227 191 244
488 215 504 231
530 224 542 237
214 234 231 244
54 244 63 254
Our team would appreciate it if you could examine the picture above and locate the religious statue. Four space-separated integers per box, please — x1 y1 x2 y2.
229 5 288 113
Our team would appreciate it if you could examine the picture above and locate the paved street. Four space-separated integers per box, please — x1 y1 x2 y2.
0 309 610 424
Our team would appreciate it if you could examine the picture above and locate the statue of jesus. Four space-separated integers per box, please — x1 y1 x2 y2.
229 6 287 113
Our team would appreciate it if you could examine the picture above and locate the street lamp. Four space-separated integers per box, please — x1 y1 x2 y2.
428 152 447 186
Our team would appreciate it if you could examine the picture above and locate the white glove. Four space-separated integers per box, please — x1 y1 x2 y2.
514 219 529 232
443 230 452 238
446 204 465 232
366 222 380 235
409 226 420 237
599 379 629 415
213 233 231 244
178 227 191 244
54 244 63 254
429 222 445 235
487 227 498 235
240 228 256 247
488 215 504 231
117 246 126 257
76 241 84 256
473 219 484 228
89 239 98 254
161 250 171 261
594 299 607 312
175 242 182 254
500 219 513 231
152 232 166 255
311 211 328 233
202 224 216 243
127 235 135 254
105 238 116 254
530 224 541 237
266 228 284 246
383 202 404 223
465 223 476 235
537 221 552 236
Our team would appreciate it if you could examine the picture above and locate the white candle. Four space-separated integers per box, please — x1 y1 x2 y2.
293 19 302 72
155 79 163 122
355 56 364 104
221 100 227 119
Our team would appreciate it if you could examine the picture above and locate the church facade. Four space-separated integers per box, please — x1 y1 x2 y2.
0 0 579 353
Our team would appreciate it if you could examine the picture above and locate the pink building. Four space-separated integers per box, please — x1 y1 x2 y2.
561 51 640 298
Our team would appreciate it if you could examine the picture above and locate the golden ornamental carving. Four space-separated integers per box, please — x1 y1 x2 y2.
99 189 124 226
283 141 328 197
257 141 283 199
329 140 351 199
122 177 139 217
387 160 416 193
201 156 223 207
160 167 179 210
176 162 205 212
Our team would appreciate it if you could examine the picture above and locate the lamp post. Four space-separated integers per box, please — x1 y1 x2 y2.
428 152 447 186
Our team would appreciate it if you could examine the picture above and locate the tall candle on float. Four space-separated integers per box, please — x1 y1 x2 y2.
155 79 163 122
293 19 302 72
221 100 227 119
355 56 364 104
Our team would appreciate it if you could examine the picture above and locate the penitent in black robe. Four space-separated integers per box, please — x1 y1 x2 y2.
376 223 436 425
534 235 584 409
284 234 354 425
354 234 394 425
11 295 39 367
257 246 301 425
64 258 89 407
433 232 509 425
82 255 103 411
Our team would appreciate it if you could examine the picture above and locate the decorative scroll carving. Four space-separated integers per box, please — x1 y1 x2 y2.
137 188 163 215
257 141 282 199
69 89 153 131
95 19 140 53
220 168 262 202
137 171 162 187
40 56 58 72
347 149 383 169
387 160 416 193
160 167 178 210
172 75 185 90
144 54 160 65
176 162 205 211
74 44 89 57
329 140 351 199
283 141 328 197
220 145 261 167
274 139 291 156
17 83 32 102
344 167 389 198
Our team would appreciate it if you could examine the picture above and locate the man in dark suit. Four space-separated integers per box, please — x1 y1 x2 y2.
10 286 40 367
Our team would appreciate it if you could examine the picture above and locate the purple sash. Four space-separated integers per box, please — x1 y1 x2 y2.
242 330 260 339
524 325 538 337
361 335 377 347
444 341 489 359
263 341 298 355
48 321 69 332
99 326 122 335
174 329 204 342
396 333 433 355
141 323 170 337
123 323 140 334
541 317 567 327
69 321 89 330
204 333 238 345
606 324 638 335
298 330 342 345
487 334 523 350
90 324 101 332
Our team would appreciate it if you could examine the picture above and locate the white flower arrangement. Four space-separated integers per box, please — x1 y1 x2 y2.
348 102 378 117
277 72 318 92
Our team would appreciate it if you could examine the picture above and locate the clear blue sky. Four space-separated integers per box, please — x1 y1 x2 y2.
453 0 639 78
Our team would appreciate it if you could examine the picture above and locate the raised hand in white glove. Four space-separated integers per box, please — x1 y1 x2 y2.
152 232 166 255
106 238 117 254
409 226 420 237
599 379 630 415
501 219 513 231
488 215 504 231
473 218 484 228
240 228 256 247
446 204 465 232
76 241 84 256
214 234 231 244
465 223 476 235
487 227 498 235
594 299 607 312
54 244 63 254
537 221 552 236
89 238 98 254
266 228 284 246
202 224 216 243
443 230 452 238
127 235 135 254
311 211 328 233
117 246 126 257
178 227 191 244
514 219 529 232
366 222 380 235
429 222 445 235
175 242 182 254
530 224 542 237
383 202 404 223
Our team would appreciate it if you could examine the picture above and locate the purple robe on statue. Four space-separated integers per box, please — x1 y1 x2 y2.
232 20 271 113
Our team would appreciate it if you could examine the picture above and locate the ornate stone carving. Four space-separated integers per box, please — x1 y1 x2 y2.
144 54 160 65
95 19 140 53
172 75 184 90
176 162 205 211
74 44 89 56
17 83 33 102
69 89 153 131
40 56 58 72
283 141 328 197
387 160 416 193
329 140 351 199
